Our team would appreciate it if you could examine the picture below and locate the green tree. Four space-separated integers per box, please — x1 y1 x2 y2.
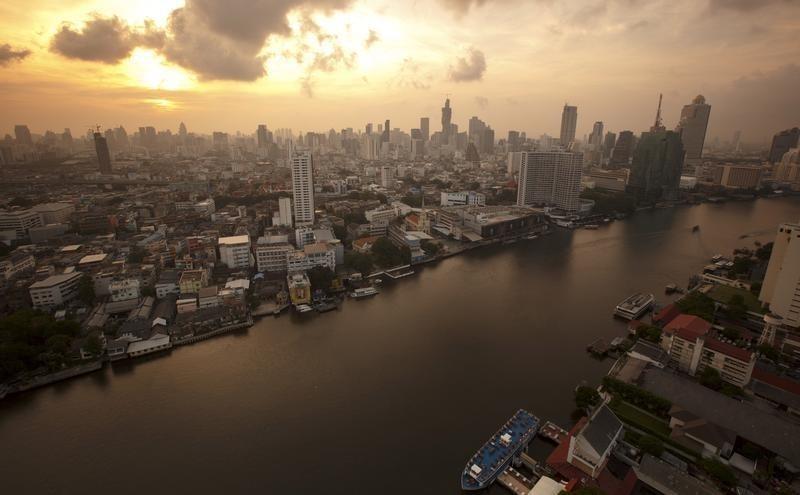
84 333 103 357
421 240 442 257
636 325 662 343
371 237 406 268
757 344 780 362
699 458 737 487
307 266 335 292
676 291 716 322
721 327 741 341
638 435 664 457
78 275 95 305
574 386 601 411
726 294 748 320
698 367 724 391
344 252 374 276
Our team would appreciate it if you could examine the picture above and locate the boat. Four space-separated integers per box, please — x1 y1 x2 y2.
314 301 339 313
461 409 540 491
692 225 700 232
711 254 723 263
349 287 379 299
665 283 678 294
614 293 655 320
525 234 539 240
538 421 568 445
584 224 599 230
295 304 314 313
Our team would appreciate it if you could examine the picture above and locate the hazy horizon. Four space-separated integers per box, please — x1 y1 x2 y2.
1 0 799 143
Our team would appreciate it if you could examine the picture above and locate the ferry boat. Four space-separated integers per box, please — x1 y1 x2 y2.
349 287 379 299
584 224 599 230
461 409 539 491
614 293 655 320
295 304 314 313
525 234 539 240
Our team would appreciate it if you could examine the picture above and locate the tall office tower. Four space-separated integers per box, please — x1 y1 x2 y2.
179 122 188 139
114 126 128 149
507 130 520 152
650 94 666 133
14 125 33 145
212 132 229 151
93 131 112 174
441 98 452 145
481 127 495 154
588 122 604 150
257 124 269 148
411 139 424 158
610 130 635 168
602 132 617 160
626 131 684 202
291 150 315 226
758 222 800 348
366 123 373 135
675 95 711 165
769 128 800 163
420 117 430 142
559 104 578 148
468 116 486 138
382 119 390 143
516 151 583 212
507 151 525 176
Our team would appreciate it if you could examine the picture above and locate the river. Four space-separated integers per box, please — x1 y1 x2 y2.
2 198 800 494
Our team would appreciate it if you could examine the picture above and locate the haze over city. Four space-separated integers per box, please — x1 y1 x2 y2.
1 0 799 141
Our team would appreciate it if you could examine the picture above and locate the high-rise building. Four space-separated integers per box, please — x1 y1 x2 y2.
507 151 525 176
769 128 800 163
603 132 617 160
257 124 269 148
626 131 684 202
610 130 635 168
760 222 800 331
420 118 430 142
291 150 315 226
675 95 711 165
14 125 33 146
559 104 578 147
507 130 520 152
382 119 390 143
178 122 187 139
481 127 495 154
380 166 395 188
365 123 373 135
441 99 452 145
516 151 583 212
273 196 293 227
93 131 112 174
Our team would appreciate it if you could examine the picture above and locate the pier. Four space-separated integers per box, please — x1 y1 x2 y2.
496 466 534 495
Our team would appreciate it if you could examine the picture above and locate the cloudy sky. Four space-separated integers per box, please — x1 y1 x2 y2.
1 0 798 143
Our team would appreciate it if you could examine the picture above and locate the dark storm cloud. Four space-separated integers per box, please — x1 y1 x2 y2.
0 43 31 66
49 0 357 82
448 48 486 82
51 16 163 63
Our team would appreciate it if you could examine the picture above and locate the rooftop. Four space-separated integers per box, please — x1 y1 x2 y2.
29 272 82 289
664 314 711 342
218 235 250 246
703 336 752 362
78 253 108 265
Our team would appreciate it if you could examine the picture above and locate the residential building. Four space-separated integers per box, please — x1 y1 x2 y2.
291 150 315 225
256 236 293 273
584 168 629 192
609 130 635 168
507 151 524 176
179 269 207 295
32 202 75 224
565 405 623 478
440 191 486 207
29 272 83 311
380 166 395 189
155 270 180 298
0 252 35 280
760 222 800 328
516 151 583 212
773 147 800 190
273 196 293 227
286 242 337 272
109 279 140 303
198 286 219 309
218 235 252 269
94 131 112 173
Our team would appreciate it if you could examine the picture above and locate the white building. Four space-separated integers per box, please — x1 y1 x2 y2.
285 242 337 272
760 222 800 328
256 236 294 273
507 151 524 176
440 191 486 207
109 278 140 302
0 209 43 240
273 196 293 227
516 151 583 212
32 202 75 224
29 272 83 311
380 166 396 189
291 150 315 225
218 235 252 269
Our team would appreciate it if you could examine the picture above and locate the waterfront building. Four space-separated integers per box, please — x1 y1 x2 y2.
675 95 711 167
583 168 629 192
29 272 83 311
626 131 684 202
760 223 800 356
768 128 800 164
773 147 800 190
516 151 583 212
218 235 252 269
256 236 293 273
557 405 623 479
609 130 635 168
0 208 43 240
285 242 337 272
291 150 315 225
439 206 546 240
287 272 311 305
559 104 578 147
710 163 762 189
440 191 486 207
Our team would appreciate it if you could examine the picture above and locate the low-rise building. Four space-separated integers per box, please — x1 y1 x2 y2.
440 191 486 207
198 285 219 309
255 236 293 273
0 208 43 240
155 270 180 298
711 163 762 189
179 269 207 295
0 252 35 280
29 272 83 310
218 235 252 269
287 272 311 305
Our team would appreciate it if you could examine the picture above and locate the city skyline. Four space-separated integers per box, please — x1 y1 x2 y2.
1 0 799 142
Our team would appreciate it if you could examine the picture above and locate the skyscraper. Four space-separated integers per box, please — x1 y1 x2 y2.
14 125 32 145
559 104 578 147
626 131 684 202
516 151 583 212
382 119 390 143
420 117 430 142
589 122 604 150
441 98 452 145
481 127 495 154
675 95 711 165
603 132 617 160
93 131 112 174
610 130 635 168
257 124 269 149
769 128 800 163
291 150 315 226
507 130 520 152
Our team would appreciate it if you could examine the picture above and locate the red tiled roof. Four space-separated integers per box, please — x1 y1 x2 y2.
704 337 753 362
752 368 800 396
653 303 681 325
664 314 711 342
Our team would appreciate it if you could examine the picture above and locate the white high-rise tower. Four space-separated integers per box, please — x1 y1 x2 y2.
291 150 315 226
